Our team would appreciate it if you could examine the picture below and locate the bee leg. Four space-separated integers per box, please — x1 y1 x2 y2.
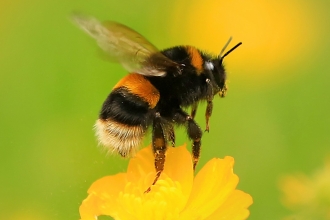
167 124 175 147
191 102 198 119
219 83 228 97
205 100 213 132
205 78 214 132
145 112 167 193
173 109 203 170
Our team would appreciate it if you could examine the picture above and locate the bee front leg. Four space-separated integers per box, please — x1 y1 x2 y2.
145 112 167 193
205 78 214 132
205 100 213 132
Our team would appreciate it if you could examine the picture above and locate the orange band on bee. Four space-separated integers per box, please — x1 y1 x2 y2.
113 73 160 108
185 46 203 74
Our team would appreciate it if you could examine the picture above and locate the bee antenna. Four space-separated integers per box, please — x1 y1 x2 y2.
218 37 242 61
220 41 242 61
219 37 233 58
221 42 242 59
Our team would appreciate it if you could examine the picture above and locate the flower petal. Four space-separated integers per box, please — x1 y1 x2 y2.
79 193 100 220
206 190 253 220
180 156 239 219
79 173 129 220
126 145 194 197
126 145 155 180
161 145 194 198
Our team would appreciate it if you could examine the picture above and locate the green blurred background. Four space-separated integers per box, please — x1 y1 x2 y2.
1 0 329 219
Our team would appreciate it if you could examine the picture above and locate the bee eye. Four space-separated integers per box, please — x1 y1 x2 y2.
204 61 214 71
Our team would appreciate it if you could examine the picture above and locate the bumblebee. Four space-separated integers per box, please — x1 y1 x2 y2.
73 15 241 188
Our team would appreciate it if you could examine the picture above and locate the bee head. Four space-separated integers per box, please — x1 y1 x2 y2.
206 38 242 97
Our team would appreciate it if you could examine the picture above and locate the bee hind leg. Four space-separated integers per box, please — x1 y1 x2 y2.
173 109 203 170
167 124 175 147
191 102 198 119
145 112 167 193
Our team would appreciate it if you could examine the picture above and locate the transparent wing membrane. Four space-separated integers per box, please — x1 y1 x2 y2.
72 14 178 76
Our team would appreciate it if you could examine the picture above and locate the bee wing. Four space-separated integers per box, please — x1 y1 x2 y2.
72 14 179 77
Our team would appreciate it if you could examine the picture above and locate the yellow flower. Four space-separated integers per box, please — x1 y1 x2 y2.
279 158 330 219
79 145 253 220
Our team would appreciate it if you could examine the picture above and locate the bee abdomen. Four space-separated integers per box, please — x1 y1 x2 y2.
96 89 149 157
95 74 160 157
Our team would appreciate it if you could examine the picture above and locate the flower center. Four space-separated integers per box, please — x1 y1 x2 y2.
117 173 188 220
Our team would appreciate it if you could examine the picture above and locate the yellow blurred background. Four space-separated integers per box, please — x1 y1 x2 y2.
1 0 329 219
